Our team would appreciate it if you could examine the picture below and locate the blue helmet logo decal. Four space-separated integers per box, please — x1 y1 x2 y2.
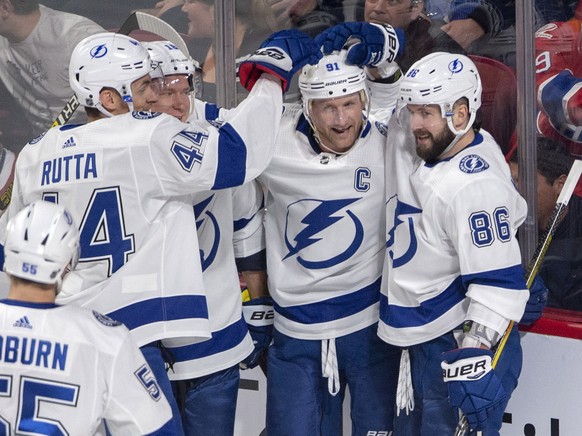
90 44 108 59
448 58 464 74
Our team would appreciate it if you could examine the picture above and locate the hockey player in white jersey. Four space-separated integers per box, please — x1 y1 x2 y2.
258 23 404 434
0 200 173 435
380 52 531 435
143 40 269 435
0 30 322 434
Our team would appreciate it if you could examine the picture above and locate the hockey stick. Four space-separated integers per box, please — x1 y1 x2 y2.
51 12 189 127
455 159 582 436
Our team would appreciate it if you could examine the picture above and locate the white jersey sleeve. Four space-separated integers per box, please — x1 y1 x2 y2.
232 180 266 261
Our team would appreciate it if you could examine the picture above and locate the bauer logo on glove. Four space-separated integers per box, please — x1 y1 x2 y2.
442 353 492 381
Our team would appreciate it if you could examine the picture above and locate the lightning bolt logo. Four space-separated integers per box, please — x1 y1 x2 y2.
90 44 108 59
386 195 422 268
449 58 464 74
193 194 220 271
459 154 489 174
284 198 364 270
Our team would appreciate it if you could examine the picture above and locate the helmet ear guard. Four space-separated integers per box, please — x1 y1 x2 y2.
4 201 80 287
69 32 155 116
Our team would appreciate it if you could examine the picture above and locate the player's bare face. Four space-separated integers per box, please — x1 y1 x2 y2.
407 104 455 162
151 75 192 122
365 0 415 29
182 0 214 39
310 93 365 154
130 75 159 112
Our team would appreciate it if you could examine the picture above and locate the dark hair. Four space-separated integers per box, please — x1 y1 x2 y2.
511 136 574 184
9 0 39 15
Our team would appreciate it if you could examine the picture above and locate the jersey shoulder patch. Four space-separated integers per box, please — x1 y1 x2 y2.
92 310 122 327
459 154 489 174
59 123 83 131
132 111 162 120
375 121 389 137
29 132 46 145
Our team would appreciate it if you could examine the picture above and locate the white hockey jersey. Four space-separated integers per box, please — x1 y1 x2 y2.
165 100 264 379
0 299 172 435
259 104 392 340
168 185 263 379
1 77 283 347
379 128 529 346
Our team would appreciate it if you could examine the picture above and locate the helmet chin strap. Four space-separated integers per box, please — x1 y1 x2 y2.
438 110 477 159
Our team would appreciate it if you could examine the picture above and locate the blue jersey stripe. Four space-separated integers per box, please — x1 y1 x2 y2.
381 276 465 328
274 277 381 324
381 265 526 328
170 316 248 361
107 295 209 331
462 264 527 290
212 124 246 189
203 103 221 122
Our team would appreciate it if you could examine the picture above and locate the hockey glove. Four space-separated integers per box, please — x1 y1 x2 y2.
240 296 274 370
520 275 548 325
239 29 322 93
315 22 404 68
441 348 507 431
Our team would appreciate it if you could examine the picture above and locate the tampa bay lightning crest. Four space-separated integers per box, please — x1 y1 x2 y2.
459 154 489 174
283 198 363 269
132 111 162 120
386 194 422 267
194 194 220 271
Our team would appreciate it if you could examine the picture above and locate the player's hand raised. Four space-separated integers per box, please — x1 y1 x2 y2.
239 29 323 92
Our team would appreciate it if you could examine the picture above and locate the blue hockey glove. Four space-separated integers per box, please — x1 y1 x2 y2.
520 275 548 325
315 22 404 68
240 296 274 370
441 348 507 431
239 29 322 93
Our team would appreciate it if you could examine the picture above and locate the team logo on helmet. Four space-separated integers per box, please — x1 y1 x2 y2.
459 154 490 174
448 58 464 74
90 44 108 59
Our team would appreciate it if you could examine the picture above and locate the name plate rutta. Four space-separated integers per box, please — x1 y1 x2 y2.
40 150 103 186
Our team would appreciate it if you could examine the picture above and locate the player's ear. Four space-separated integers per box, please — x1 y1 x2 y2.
99 88 123 113
554 173 567 195
453 99 470 128
0 0 12 17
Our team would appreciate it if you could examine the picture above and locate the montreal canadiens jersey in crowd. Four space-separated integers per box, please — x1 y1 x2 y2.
165 100 264 379
0 77 283 347
0 299 172 435
536 15 582 161
259 104 392 340
379 128 529 346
